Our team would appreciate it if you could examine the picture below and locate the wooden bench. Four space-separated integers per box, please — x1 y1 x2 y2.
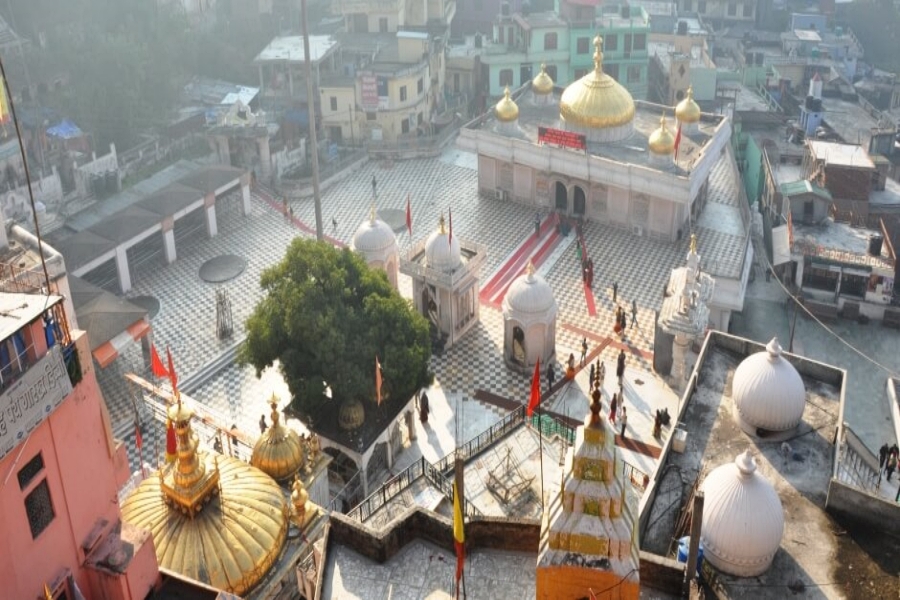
804 300 839 321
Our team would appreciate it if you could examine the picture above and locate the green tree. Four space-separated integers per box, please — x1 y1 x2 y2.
240 239 433 427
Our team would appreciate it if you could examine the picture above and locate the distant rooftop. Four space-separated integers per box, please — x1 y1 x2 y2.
792 218 892 270
253 35 339 65
808 140 875 169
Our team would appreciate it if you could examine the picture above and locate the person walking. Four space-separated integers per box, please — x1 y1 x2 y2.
534 211 541 238
566 353 576 379
580 337 588 366
576 239 583 264
419 391 430 424
598 361 605 389
259 414 268 434
372 174 377 197
609 393 618 425
546 362 555 392
612 281 618 303
619 406 628 438
616 349 626 387
887 451 897 482
880 442 890 470
631 299 638 328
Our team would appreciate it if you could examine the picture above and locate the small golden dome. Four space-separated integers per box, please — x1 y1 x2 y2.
675 86 701 124
648 113 676 155
339 397 365 430
560 36 635 129
532 64 554 95
251 396 306 482
494 86 519 122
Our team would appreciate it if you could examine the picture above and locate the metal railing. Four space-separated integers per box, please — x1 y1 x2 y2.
434 405 527 474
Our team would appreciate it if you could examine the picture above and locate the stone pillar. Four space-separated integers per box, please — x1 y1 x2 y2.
216 136 230 165
671 333 690 390
240 173 252 216
386 435 394 470
115 245 132 294
162 217 176 264
406 409 417 441
257 137 272 179
204 192 218 238
360 456 368 498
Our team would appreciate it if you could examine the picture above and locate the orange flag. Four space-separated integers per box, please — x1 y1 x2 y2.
150 345 168 378
674 122 682 161
527 357 541 417
453 480 465 586
405 193 412 237
375 356 383 405
0 78 9 125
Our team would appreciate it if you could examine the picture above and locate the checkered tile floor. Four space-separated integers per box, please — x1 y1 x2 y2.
103 146 743 472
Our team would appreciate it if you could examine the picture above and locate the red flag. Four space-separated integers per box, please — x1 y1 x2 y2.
453 481 465 585
165 419 177 463
405 193 412 237
375 355 383 406
527 357 541 417
448 208 453 246
150 345 168 378
166 346 178 394
674 122 682 161
135 424 143 450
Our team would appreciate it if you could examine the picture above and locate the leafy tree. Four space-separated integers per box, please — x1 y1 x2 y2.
240 239 433 427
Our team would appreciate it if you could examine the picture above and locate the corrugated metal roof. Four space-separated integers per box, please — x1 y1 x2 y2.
779 180 832 200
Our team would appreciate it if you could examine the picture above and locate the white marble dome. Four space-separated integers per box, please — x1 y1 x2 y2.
732 338 806 436
700 451 784 577
352 214 397 254
424 216 461 271
504 266 556 315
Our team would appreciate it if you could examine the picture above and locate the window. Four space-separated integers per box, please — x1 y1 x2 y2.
18 453 44 490
683 0 692 11
366 112 377 121
627 65 641 83
546 65 558 81
606 63 619 80
379 17 388 32
329 96 337 111
25 479 55 539
544 32 557 50
400 86 407 102
401 119 410 134
633 34 646 51
742 2 752 16
499 69 513 86
574 68 588 79
728 2 736 15
418 112 424 125
604 34 617 51
417 78 424 94
577 37 590 54
453 72 460 92
698 0 706 12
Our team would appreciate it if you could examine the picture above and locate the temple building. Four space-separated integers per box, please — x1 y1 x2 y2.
400 214 487 350
502 261 558 371
251 396 307 482
457 35 752 330
351 208 400 291
536 390 640 598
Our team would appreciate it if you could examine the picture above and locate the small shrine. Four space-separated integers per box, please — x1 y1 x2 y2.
351 206 400 290
251 396 306 482
502 261 558 372
657 234 714 389
400 214 486 350
536 391 640 598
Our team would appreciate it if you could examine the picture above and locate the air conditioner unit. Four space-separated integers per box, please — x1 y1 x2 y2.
632 225 644 237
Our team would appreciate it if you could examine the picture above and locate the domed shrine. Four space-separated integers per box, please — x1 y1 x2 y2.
531 63 555 105
502 261 557 371
732 338 806 439
251 396 306 481
351 206 400 290
400 214 486 349
647 113 676 167
700 450 784 577
495 86 519 123
536 389 640 598
675 85 702 131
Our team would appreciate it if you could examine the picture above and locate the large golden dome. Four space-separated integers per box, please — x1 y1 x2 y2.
675 85 701 124
560 36 635 129
122 404 288 596
648 113 676 155
495 86 519 122
251 396 306 482
532 64 554 95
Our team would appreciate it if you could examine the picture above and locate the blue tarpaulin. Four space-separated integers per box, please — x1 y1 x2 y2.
46 119 83 140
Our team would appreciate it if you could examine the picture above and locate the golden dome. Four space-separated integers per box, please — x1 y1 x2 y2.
251 396 306 482
532 64 554 95
122 407 288 596
339 397 365 430
675 86 701 124
648 113 676 154
560 36 635 129
494 86 519 122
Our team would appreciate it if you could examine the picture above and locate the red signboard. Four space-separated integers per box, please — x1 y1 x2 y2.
360 74 378 110
538 126 586 151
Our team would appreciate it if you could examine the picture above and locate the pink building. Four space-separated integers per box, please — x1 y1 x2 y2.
0 290 160 600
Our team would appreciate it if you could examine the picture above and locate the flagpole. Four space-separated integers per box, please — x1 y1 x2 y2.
537 402 544 513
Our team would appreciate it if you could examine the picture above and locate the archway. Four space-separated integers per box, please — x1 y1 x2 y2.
512 325 526 364
573 185 586 216
555 181 568 212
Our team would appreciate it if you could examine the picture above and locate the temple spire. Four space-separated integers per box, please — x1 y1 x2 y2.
593 35 604 74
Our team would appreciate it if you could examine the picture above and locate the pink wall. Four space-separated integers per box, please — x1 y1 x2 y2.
0 330 151 599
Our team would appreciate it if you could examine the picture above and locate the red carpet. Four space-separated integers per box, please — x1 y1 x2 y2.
583 282 596 316
255 186 345 248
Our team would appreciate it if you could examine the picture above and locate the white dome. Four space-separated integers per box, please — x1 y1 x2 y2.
700 451 784 577
352 215 397 254
504 267 556 315
424 218 461 271
732 338 805 435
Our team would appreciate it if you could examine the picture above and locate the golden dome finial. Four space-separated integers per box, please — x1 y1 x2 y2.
660 112 669 130
532 63 554 94
495 86 519 122
648 110 676 155
369 203 376 223
269 395 280 426
526 260 535 277
690 233 698 254
593 35 604 74
161 402 220 518
676 85 701 124
439 213 446 234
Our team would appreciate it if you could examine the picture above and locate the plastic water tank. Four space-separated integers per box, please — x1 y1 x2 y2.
677 536 705 574
869 235 884 256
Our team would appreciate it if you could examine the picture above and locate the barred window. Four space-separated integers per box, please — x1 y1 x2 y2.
25 479 55 539
17 452 44 490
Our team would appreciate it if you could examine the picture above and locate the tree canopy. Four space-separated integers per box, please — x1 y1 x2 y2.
240 239 433 428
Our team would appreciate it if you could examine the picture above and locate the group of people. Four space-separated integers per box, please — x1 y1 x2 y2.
879 442 900 482
575 239 595 288
584 354 629 438
613 300 638 337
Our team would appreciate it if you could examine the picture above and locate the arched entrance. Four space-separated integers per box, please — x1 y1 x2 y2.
573 185 586 216
512 325 526 364
555 182 568 212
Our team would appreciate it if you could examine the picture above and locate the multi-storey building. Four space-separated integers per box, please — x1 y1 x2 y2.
677 0 758 25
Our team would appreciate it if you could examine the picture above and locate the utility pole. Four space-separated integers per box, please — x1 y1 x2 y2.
301 0 324 240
